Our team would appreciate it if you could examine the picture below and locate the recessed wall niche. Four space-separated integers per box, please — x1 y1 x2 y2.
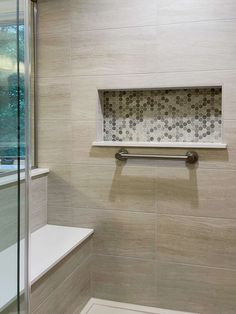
93 87 226 148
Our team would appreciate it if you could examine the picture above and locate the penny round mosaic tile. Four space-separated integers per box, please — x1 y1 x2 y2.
102 87 222 143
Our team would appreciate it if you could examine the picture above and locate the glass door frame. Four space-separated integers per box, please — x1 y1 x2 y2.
22 0 35 312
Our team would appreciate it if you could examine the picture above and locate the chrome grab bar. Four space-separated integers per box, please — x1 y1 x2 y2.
115 149 199 164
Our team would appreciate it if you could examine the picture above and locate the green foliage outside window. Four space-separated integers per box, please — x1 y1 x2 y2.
0 24 25 160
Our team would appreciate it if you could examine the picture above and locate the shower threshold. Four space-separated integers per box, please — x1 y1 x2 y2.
80 298 197 314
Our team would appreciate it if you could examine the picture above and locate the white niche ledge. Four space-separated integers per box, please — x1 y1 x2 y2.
92 141 227 149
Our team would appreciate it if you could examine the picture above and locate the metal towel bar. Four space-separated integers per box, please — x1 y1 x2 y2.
115 149 198 164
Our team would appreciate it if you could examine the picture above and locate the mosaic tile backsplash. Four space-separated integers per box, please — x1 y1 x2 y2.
102 87 222 143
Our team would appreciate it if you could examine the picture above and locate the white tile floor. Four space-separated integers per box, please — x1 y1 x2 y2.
80 299 197 314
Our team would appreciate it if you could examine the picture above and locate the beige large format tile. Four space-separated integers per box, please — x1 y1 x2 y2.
156 167 236 218
0 177 47 252
48 207 155 260
45 163 72 210
156 21 236 73
70 79 98 121
156 215 236 269
93 211 156 259
71 120 97 163
37 32 70 78
70 0 157 31
38 120 71 163
33 257 91 314
50 19 236 76
47 206 74 227
156 262 236 314
156 0 236 24
224 119 236 148
70 163 156 212
71 70 236 121
38 0 70 35
71 26 157 76
73 208 156 259
196 148 236 171
38 77 71 120
92 255 157 307
0 184 18 251
31 239 91 312
31 176 47 231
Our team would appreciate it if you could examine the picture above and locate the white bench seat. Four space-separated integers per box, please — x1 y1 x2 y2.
0 224 93 311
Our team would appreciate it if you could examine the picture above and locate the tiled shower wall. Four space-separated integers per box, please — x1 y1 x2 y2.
0 175 47 252
38 0 236 313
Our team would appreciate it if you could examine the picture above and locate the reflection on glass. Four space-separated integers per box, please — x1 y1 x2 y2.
0 0 26 312
0 23 25 175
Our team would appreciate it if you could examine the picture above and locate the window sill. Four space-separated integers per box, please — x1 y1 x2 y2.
0 168 50 187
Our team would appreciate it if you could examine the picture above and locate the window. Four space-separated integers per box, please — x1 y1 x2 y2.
0 12 35 176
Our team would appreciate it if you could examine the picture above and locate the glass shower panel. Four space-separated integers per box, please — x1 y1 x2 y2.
0 0 29 313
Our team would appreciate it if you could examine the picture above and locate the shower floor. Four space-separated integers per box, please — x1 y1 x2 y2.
80 299 196 314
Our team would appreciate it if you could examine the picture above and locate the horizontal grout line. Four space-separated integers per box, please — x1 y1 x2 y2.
96 166 236 173
195 167 236 171
50 206 157 215
38 162 72 165
48 205 236 220
37 67 236 79
38 17 236 36
32 254 91 312
37 72 157 79
157 260 236 272
92 253 156 263
154 17 236 27
69 24 156 33
44 161 236 172
48 207 157 216
39 24 156 36
155 213 236 221
69 24 155 35
92 253 236 272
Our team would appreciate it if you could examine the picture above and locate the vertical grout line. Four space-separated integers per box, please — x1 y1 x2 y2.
154 164 158 299
68 0 73 209
33 1 38 168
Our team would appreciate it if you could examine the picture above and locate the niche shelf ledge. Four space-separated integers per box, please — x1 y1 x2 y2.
92 141 227 149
